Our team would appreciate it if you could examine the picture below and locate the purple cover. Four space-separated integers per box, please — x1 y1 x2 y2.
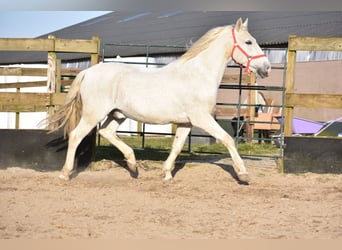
292 117 325 134
277 116 325 134
277 117 342 135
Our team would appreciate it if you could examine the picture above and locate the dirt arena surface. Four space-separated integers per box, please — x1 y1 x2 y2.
0 157 341 239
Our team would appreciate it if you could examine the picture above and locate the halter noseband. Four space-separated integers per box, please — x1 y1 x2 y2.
231 28 266 73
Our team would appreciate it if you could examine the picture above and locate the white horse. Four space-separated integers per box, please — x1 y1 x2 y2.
46 18 271 182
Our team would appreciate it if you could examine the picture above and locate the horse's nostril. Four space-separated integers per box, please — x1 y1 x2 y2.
265 63 271 75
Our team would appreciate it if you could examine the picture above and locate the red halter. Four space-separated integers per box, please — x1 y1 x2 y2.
231 28 266 73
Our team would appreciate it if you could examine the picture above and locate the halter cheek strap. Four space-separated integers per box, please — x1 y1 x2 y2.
231 28 266 73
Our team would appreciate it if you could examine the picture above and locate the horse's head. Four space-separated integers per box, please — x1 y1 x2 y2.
231 18 271 78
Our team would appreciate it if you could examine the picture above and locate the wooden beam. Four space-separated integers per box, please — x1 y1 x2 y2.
55 38 99 53
221 74 251 84
0 92 67 112
0 92 50 106
61 68 84 76
56 59 61 94
0 92 66 106
288 35 342 51
51 93 67 106
90 36 101 65
286 93 342 109
0 81 46 89
0 67 47 76
215 106 236 118
0 38 99 53
0 67 82 78
284 48 297 136
0 105 47 112
47 37 57 93
0 38 54 51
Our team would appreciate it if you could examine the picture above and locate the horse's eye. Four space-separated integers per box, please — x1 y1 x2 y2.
245 40 252 45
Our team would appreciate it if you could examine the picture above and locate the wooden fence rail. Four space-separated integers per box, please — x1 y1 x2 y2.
0 37 99 53
0 36 100 128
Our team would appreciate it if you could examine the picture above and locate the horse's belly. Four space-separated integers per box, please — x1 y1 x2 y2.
121 105 190 125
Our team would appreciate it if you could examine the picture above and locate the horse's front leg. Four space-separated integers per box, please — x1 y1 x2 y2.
163 126 191 180
191 114 249 183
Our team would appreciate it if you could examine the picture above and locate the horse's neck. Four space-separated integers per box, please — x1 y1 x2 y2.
184 32 233 86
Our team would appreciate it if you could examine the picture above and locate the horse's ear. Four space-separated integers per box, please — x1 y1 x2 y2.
242 18 249 30
235 17 243 31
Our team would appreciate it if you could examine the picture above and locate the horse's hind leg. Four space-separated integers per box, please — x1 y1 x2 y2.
98 116 138 178
163 125 191 180
60 118 95 180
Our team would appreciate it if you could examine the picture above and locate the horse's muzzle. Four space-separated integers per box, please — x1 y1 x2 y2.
257 62 271 78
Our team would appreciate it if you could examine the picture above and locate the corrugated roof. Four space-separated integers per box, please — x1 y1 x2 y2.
1 11 341 64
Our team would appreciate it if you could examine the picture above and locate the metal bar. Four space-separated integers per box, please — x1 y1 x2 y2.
103 43 186 49
235 68 243 147
219 84 285 91
278 49 288 158
104 60 166 67
217 103 284 108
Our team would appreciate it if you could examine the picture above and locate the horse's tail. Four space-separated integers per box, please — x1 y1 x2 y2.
44 70 86 137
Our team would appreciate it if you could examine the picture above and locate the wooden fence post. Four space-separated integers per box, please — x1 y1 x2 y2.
47 35 57 124
47 35 57 93
284 35 297 136
91 36 100 66
90 36 101 159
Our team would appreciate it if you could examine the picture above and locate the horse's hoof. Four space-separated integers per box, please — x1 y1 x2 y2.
128 167 139 179
58 173 71 181
237 172 250 184
163 172 173 181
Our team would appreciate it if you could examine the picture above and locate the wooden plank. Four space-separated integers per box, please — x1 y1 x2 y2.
0 81 46 89
55 39 99 53
221 74 251 84
286 93 342 109
90 36 101 66
51 93 67 105
288 35 342 51
61 68 84 76
0 92 67 112
0 67 47 76
47 51 57 93
0 92 50 106
215 106 236 118
56 59 61 94
247 73 256 139
284 49 296 136
0 38 54 51
0 69 80 88
0 38 99 53
0 105 47 112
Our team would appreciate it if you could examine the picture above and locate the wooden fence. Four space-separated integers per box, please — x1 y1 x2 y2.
0 36 100 128
284 35 342 135
282 35 342 173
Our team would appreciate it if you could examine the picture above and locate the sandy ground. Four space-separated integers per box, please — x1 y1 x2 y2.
0 157 341 239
